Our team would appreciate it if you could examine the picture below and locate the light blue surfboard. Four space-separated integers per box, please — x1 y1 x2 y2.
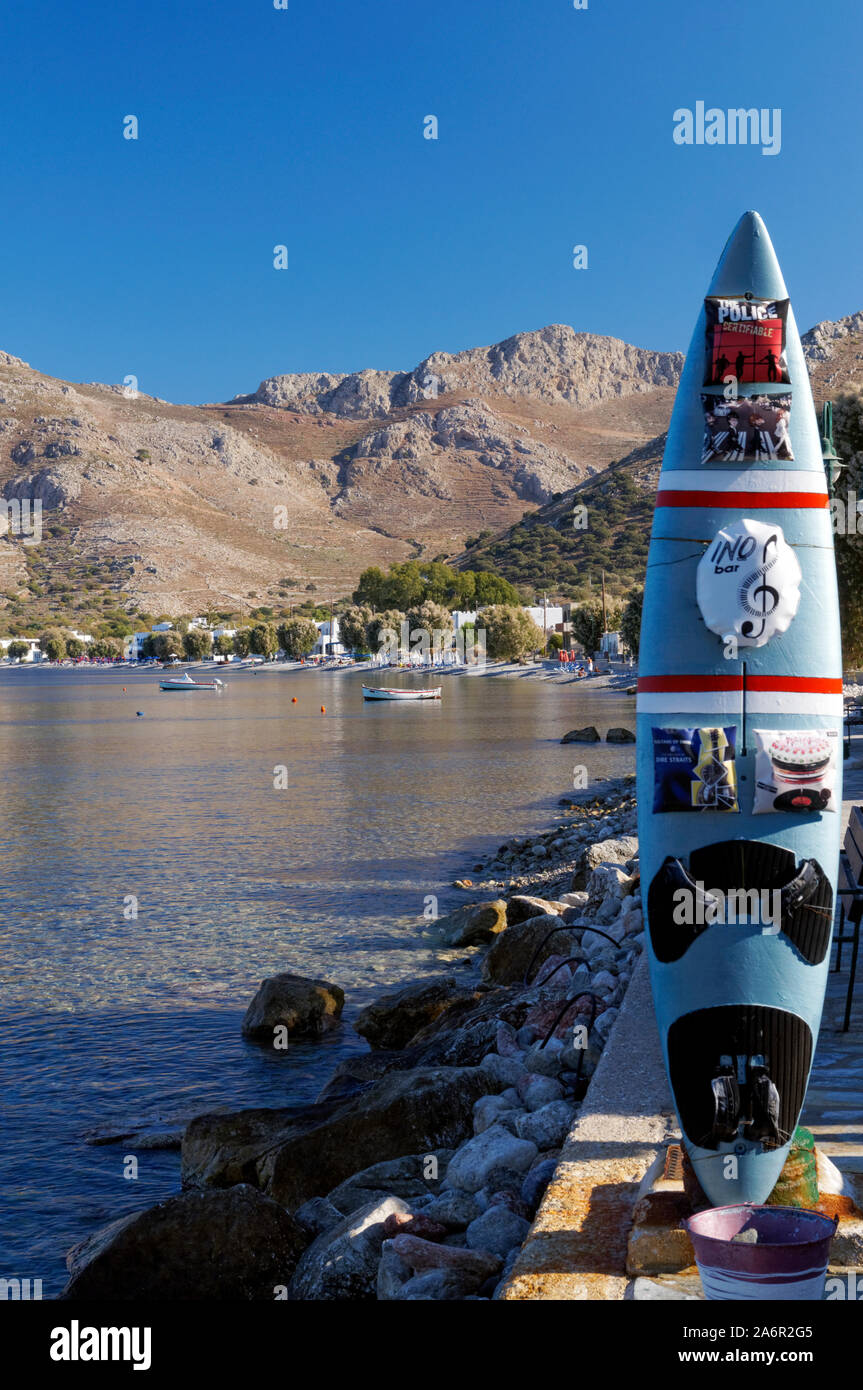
636 211 842 1207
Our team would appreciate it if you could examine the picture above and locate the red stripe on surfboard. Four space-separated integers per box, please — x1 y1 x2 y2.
655 490 828 509
748 676 842 692
638 676 842 693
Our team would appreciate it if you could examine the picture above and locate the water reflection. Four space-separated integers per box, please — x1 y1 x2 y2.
0 665 635 1291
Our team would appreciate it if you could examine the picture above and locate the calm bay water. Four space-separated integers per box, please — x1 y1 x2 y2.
0 664 634 1294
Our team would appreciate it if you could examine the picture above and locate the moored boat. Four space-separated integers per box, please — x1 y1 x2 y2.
159 672 224 692
362 685 441 701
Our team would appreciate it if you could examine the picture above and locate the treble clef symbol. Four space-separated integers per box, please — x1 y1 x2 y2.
740 533 780 640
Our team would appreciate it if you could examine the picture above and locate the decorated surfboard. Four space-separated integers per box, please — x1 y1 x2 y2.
636 211 843 1208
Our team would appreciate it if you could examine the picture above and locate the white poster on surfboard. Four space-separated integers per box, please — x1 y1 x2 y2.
696 517 801 648
752 728 839 814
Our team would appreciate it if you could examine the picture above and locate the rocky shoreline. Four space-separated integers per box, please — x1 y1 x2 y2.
62 773 642 1302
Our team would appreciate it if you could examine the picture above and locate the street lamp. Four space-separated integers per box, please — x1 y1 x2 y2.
820 401 843 496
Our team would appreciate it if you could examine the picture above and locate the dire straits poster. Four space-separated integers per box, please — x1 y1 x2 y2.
704 296 790 386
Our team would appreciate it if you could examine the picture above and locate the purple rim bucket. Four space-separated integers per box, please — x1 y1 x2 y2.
685 1204 838 1301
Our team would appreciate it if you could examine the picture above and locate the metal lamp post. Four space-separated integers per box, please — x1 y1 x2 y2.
820 400 843 496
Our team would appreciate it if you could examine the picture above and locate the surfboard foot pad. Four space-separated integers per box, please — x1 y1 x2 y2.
647 839 833 964
667 1004 812 1153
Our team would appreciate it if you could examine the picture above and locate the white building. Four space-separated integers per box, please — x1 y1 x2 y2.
313 618 345 657
1 637 42 662
124 631 152 660
451 610 478 632
524 605 564 634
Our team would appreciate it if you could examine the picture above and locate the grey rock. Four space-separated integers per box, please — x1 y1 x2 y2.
479 1053 525 1087
376 1245 413 1299
241 972 344 1043
294 1196 343 1238
435 900 508 947
515 1100 574 1149
325 1150 453 1215
523 1042 565 1078
521 1157 559 1213
444 1125 538 1194
186 1068 494 1209
354 976 478 1050
571 835 639 891
466 1205 531 1260
482 913 580 986
591 969 617 995
473 1093 518 1134
561 726 600 743
62 1186 308 1301
490 1243 524 1299
593 1007 620 1041
395 1268 480 1300
518 1074 565 1111
421 1191 483 1231
289 1195 410 1300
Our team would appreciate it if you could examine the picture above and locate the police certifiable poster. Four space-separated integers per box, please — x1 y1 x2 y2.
704 297 790 386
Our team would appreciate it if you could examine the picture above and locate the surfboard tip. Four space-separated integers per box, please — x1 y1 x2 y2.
708 210 788 303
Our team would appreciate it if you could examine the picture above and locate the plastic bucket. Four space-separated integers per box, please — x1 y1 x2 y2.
685 1204 837 1301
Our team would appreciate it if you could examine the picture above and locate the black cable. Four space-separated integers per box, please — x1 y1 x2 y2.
522 921 624 986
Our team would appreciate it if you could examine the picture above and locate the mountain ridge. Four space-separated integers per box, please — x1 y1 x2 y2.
0 312 859 632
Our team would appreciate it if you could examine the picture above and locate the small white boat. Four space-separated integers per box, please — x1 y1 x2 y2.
159 672 224 692
362 685 441 701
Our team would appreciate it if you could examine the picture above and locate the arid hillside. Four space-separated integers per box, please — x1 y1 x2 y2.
0 327 681 625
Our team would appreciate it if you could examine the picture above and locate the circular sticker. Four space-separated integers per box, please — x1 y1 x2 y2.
696 517 801 648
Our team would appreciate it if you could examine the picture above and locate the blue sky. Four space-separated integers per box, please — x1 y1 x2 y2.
1 0 860 404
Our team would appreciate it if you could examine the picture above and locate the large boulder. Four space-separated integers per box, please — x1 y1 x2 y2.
444 1124 538 1193
288 1196 409 1300
183 1067 502 1211
62 1186 307 1300
241 972 344 1043
561 726 600 744
354 977 482 1050
570 835 639 890
505 895 568 926
481 914 581 986
324 1151 453 1215
315 1049 422 1103
606 727 636 743
264 1068 499 1210
435 900 508 946
181 1105 306 1189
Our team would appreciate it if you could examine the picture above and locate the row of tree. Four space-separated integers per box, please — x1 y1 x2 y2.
142 618 322 662
33 630 123 662
352 560 521 612
339 601 548 661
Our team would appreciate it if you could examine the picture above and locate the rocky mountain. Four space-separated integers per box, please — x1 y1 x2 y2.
802 312 863 395
457 433 667 601
0 311 858 632
461 312 863 603
245 325 683 418
0 327 681 628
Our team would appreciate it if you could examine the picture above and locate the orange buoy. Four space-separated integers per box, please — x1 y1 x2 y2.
122 687 127 692
292 697 297 703
321 705 326 714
